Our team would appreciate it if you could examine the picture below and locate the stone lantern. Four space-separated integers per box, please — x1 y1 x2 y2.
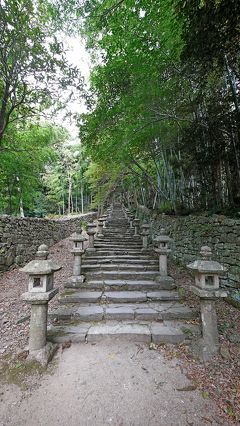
129 214 135 229
21 244 61 365
133 218 140 237
141 224 150 250
124 208 129 219
187 246 227 361
101 214 108 228
153 228 171 277
97 217 105 237
69 232 87 284
86 223 96 252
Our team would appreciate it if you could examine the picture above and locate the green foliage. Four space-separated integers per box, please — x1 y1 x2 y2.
78 0 240 214
0 123 60 215
0 0 83 144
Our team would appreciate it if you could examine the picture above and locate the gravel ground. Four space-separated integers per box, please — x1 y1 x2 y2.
0 341 224 426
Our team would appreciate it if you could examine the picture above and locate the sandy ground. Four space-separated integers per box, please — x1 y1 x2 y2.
0 340 224 426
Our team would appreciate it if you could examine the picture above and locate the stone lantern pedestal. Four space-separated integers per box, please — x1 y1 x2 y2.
187 246 227 361
141 224 150 250
133 218 140 237
153 229 175 288
69 232 87 285
86 223 96 252
21 244 61 366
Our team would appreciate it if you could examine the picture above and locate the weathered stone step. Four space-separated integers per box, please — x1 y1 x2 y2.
84 254 152 260
91 250 149 256
86 270 158 280
94 243 142 249
82 263 158 272
50 302 197 322
82 257 157 265
65 277 176 291
59 290 180 304
94 242 142 247
48 320 186 344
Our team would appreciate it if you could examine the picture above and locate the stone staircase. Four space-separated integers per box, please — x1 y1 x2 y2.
49 205 197 344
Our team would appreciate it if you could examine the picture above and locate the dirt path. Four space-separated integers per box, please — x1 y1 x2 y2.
0 340 224 426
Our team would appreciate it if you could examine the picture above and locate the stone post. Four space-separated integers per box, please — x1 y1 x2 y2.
21 244 61 366
187 246 227 361
86 223 96 252
141 224 150 250
97 218 104 237
133 218 140 237
69 232 87 284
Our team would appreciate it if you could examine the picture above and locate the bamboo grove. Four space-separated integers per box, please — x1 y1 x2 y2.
79 0 240 215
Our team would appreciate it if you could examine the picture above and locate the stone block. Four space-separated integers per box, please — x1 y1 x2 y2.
151 323 185 344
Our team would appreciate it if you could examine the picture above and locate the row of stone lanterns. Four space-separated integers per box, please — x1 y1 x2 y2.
124 207 229 361
123 207 151 249
21 207 228 365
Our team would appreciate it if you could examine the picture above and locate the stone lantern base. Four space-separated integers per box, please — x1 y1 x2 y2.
21 289 59 366
28 342 58 367
155 275 176 290
69 275 85 286
190 286 228 362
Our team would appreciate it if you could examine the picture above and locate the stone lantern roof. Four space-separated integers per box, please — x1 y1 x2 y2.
20 244 61 275
69 233 87 243
187 246 226 275
153 228 171 244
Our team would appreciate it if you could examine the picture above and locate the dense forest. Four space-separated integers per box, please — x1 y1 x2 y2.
0 0 240 216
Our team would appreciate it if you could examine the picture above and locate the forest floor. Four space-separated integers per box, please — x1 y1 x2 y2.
0 237 239 424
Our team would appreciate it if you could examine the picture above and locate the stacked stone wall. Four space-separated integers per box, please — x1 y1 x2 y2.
149 214 240 289
0 213 96 272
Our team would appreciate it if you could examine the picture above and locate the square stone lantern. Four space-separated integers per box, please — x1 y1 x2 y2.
69 232 87 284
187 246 225 292
21 244 61 366
141 223 150 250
97 217 105 237
21 244 61 294
86 223 96 252
101 214 108 228
133 218 140 237
187 246 228 361
153 228 172 277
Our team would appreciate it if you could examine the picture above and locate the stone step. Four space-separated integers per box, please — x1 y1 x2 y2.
59 290 180 304
82 264 158 272
65 277 176 291
90 249 149 256
50 302 197 322
82 257 157 265
86 270 158 280
94 242 142 247
84 253 152 260
94 243 142 249
48 320 186 344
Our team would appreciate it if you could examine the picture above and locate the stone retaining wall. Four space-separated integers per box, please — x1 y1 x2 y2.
0 213 96 273
148 214 240 289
